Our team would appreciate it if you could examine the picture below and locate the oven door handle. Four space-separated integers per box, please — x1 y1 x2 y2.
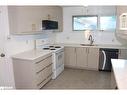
102 50 106 70
56 51 64 54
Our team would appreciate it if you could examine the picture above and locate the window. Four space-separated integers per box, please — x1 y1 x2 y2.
72 15 116 32
73 16 97 31
100 16 116 31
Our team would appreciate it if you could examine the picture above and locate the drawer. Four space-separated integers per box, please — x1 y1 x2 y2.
36 64 52 86
35 56 52 72
45 64 52 78
36 68 47 85
37 74 52 89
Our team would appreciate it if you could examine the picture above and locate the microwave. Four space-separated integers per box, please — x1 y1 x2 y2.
42 20 58 30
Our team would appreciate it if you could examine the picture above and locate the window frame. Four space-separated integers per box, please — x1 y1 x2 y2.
72 15 117 32
72 15 98 31
99 15 117 32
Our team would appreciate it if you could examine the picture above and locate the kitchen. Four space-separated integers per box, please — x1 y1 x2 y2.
0 5 127 90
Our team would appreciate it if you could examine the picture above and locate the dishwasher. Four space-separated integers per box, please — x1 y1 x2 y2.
99 48 119 71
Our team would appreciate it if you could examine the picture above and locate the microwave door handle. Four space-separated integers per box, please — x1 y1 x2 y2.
102 50 106 70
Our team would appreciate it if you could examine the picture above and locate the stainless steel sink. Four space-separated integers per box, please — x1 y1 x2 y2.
80 44 98 46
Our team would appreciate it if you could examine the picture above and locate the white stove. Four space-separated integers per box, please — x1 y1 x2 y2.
42 45 64 79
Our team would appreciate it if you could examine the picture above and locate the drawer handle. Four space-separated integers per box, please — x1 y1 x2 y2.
46 63 52 68
47 73 52 78
35 55 52 64
37 78 46 86
36 68 45 74
36 63 52 74
37 73 52 87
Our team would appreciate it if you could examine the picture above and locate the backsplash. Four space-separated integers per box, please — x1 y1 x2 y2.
55 31 121 45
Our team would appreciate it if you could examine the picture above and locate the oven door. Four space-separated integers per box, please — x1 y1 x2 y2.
55 50 64 69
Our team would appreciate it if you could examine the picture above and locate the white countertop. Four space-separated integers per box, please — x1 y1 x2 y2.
111 59 127 89
12 49 52 61
53 43 127 49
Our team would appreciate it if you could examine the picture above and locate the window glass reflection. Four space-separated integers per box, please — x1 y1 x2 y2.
73 16 97 31
100 16 116 31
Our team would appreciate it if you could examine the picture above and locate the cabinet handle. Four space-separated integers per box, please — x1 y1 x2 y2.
36 63 52 74
35 55 52 64
37 73 52 86
36 67 45 74
46 63 52 68
47 73 53 78
37 78 46 86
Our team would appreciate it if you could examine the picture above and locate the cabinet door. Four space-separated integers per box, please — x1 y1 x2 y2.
53 7 63 32
87 48 99 70
118 49 127 59
76 47 87 68
64 47 76 67
8 6 63 34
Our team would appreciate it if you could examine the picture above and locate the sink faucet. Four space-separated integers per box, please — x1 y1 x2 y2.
88 35 94 45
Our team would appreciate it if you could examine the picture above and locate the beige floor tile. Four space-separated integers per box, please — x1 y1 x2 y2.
43 68 113 89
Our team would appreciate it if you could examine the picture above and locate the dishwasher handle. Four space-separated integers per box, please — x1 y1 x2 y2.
101 50 107 70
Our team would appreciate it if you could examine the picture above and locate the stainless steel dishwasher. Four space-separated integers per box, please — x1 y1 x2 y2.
99 48 119 71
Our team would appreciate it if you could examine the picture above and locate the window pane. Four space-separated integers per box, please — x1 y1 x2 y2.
100 16 116 31
73 16 97 31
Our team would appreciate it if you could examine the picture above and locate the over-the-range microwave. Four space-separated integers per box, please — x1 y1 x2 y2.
42 20 58 30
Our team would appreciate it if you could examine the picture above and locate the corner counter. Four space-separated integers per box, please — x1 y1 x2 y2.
111 59 127 89
12 49 53 89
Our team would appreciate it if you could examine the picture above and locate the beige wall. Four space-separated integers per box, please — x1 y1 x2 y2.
55 6 121 45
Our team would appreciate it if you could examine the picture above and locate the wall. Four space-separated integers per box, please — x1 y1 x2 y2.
55 6 122 45
1 6 36 88
1 6 55 88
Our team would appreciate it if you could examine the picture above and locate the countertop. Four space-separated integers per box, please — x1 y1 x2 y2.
12 49 52 61
53 43 127 49
111 59 127 89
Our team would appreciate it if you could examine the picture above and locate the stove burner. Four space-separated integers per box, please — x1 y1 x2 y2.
50 48 56 50
43 48 50 50
49 46 54 47
55 46 61 48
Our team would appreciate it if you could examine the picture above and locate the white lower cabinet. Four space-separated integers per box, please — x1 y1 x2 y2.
65 47 76 67
118 49 127 59
13 54 52 89
87 48 99 70
65 47 99 70
76 47 87 68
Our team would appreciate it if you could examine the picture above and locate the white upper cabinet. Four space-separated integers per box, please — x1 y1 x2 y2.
8 6 63 35
116 6 127 41
116 6 127 31
81 6 116 15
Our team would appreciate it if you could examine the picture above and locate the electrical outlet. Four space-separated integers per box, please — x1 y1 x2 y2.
66 37 70 40
112 39 114 42
32 24 36 31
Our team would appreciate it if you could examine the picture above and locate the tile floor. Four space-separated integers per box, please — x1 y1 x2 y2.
43 68 113 89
